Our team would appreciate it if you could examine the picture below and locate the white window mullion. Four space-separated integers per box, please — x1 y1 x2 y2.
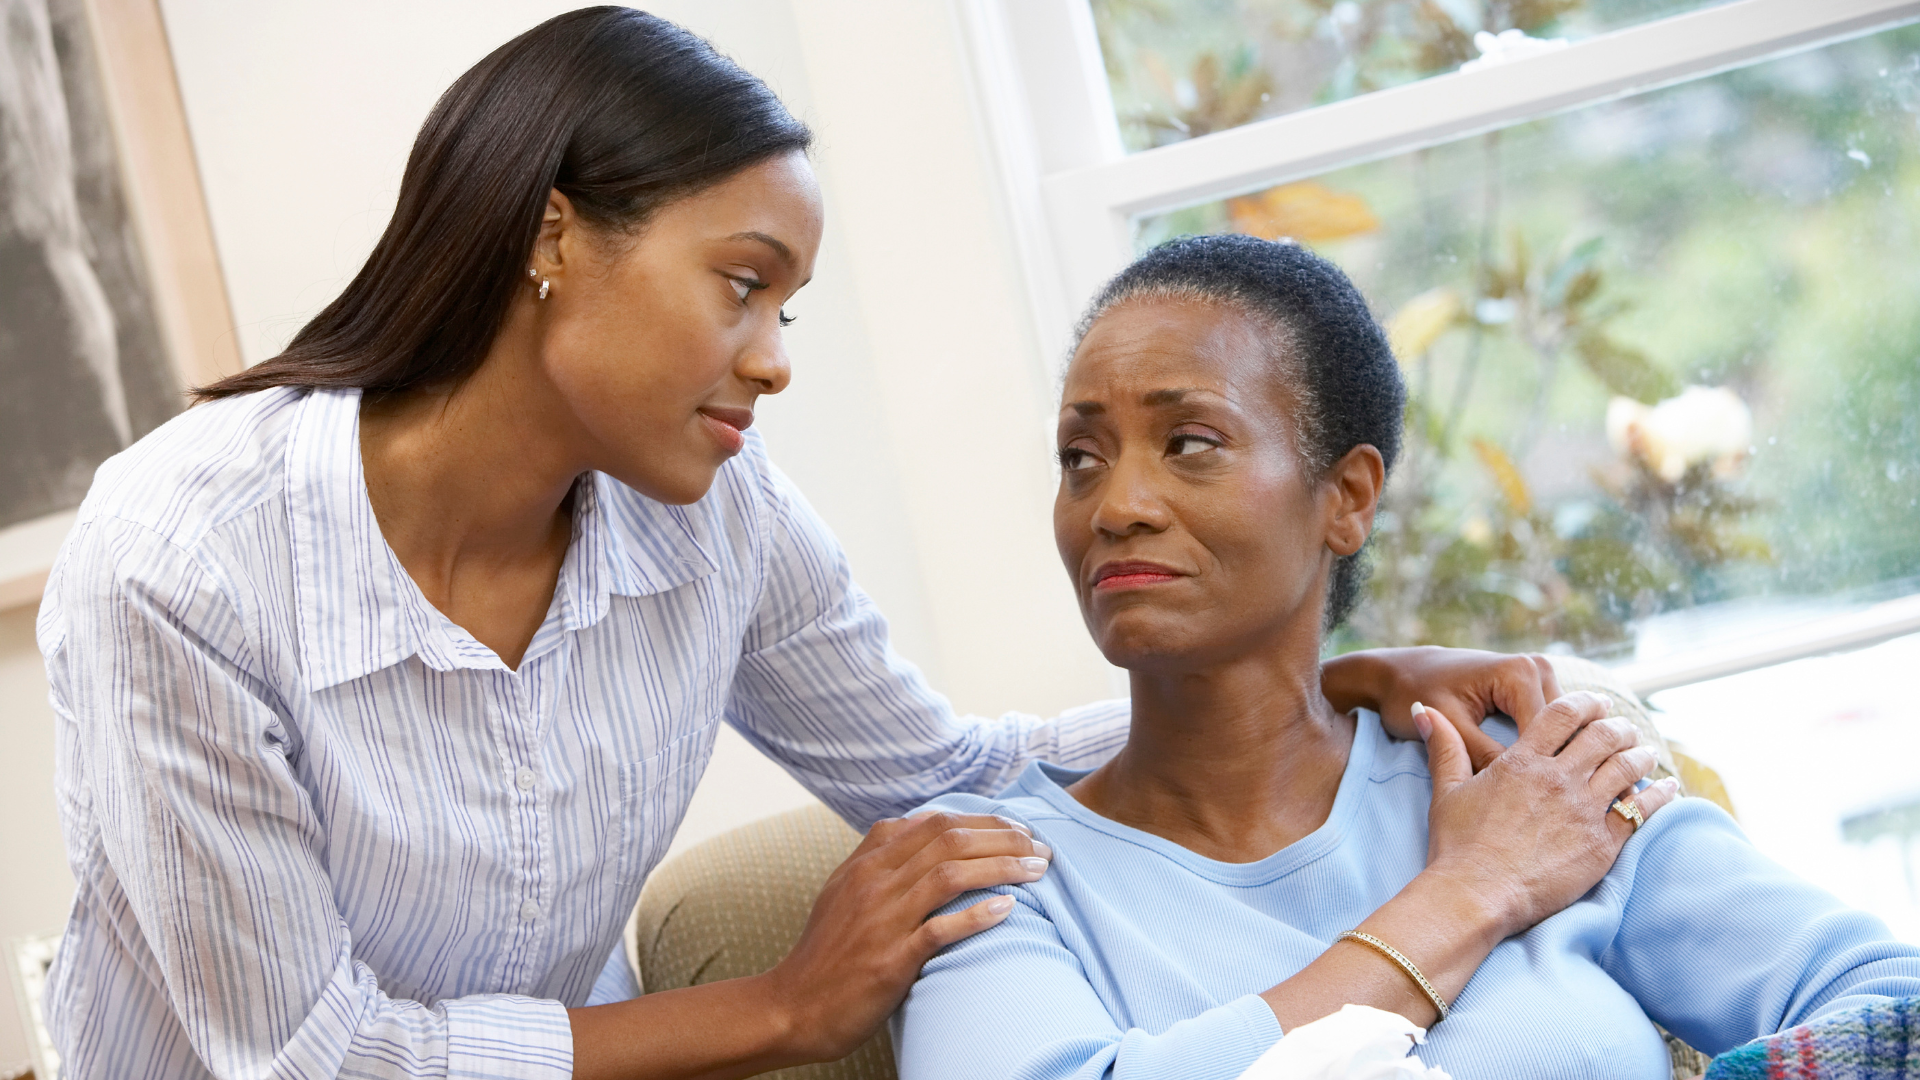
1619 593 1920 697
1037 0 1920 322
953 0 1126 365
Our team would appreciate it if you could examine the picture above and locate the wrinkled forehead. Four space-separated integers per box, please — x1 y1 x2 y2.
1062 295 1296 408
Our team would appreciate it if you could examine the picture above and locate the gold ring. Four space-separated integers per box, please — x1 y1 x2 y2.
1610 797 1644 832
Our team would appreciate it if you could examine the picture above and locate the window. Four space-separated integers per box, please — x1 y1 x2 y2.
960 0 1920 939
1093 0 1733 151
1134 25 1920 664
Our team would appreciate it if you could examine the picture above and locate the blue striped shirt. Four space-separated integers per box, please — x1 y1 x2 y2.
37 386 1129 1079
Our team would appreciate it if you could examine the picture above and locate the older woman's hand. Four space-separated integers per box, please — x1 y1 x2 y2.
1323 646 1563 771
1417 691 1680 938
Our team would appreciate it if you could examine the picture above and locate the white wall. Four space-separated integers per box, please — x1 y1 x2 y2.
0 1 1118 1064
0 605 69 1075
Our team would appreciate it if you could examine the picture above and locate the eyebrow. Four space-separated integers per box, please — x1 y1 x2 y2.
725 230 797 268
1143 388 1202 406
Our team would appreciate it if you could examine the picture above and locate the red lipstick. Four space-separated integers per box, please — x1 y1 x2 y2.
1092 561 1185 590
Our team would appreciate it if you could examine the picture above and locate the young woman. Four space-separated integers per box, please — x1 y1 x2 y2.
41 10 1663 1079
893 234 1920 1079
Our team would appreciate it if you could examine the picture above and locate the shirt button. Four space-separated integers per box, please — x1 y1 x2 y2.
515 767 536 791
519 900 541 922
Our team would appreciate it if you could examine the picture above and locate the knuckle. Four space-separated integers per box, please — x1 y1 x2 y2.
910 920 945 953
1543 695 1580 720
830 856 869 889
849 849 891 881
928 861 965 893
1583 716 1625 746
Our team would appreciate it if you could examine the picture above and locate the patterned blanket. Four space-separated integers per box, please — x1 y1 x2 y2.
1706 998 1919 1080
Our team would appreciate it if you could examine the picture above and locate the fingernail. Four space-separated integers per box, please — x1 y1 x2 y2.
1598 693 1615 713
1411 701 1432 740
987 895 1015 915
1030 840 1053 860
1661 776 1681 791
999 817 1032 836
1020 857 1049 875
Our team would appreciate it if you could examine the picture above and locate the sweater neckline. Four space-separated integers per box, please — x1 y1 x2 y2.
1018 709 1385 888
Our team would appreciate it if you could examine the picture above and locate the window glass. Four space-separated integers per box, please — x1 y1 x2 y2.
1650 633 1920 942
1091 0 1734 152
1132 25 1920 663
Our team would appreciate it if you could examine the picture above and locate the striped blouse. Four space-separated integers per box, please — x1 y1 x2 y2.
36 386 1129 1079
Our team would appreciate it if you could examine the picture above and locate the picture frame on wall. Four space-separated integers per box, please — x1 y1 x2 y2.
0 0 240 612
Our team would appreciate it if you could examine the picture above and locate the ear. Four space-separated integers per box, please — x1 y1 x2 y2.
1322 444 1385 558
530 189 576 277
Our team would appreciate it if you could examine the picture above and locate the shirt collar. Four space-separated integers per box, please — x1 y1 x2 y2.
285 388 719 691
557 469 719 629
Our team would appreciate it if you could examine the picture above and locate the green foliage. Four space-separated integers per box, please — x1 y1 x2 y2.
1572 332 1677 404
1090 0 1730 151
1123 15 1920 656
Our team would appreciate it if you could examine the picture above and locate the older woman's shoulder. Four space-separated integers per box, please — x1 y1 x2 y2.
908 762 1084 836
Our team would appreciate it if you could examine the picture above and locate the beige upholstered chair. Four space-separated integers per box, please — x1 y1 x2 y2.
629 656 1725 1080
630 803 888 1079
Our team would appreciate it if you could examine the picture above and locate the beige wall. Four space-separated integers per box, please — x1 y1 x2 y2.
0 1 1119 1064
0 605 70 1074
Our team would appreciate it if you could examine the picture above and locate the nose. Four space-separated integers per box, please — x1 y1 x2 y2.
737 325 792 396
1088 449 1172 540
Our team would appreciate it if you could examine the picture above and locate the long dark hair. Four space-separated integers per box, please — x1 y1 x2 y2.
1073 234 1406 632
195 7 812 401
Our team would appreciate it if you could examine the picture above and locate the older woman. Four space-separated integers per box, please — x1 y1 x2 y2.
893 234 1920 1079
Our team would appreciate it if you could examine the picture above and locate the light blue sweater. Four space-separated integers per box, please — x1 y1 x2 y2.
893 711 1920 1079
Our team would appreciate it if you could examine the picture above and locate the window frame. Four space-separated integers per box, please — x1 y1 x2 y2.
954 0 1920 695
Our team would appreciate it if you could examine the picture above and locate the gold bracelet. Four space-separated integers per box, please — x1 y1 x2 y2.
1338 930 1451 1023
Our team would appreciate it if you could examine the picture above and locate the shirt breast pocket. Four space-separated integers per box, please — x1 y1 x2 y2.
614 723 717 887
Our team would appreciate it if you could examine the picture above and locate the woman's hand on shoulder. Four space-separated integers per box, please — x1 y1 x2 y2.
1323 646 1562 770
763 810 1050 1063
1416 692 1680 939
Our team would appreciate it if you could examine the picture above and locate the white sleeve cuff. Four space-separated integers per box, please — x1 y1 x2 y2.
443 994 573 1078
